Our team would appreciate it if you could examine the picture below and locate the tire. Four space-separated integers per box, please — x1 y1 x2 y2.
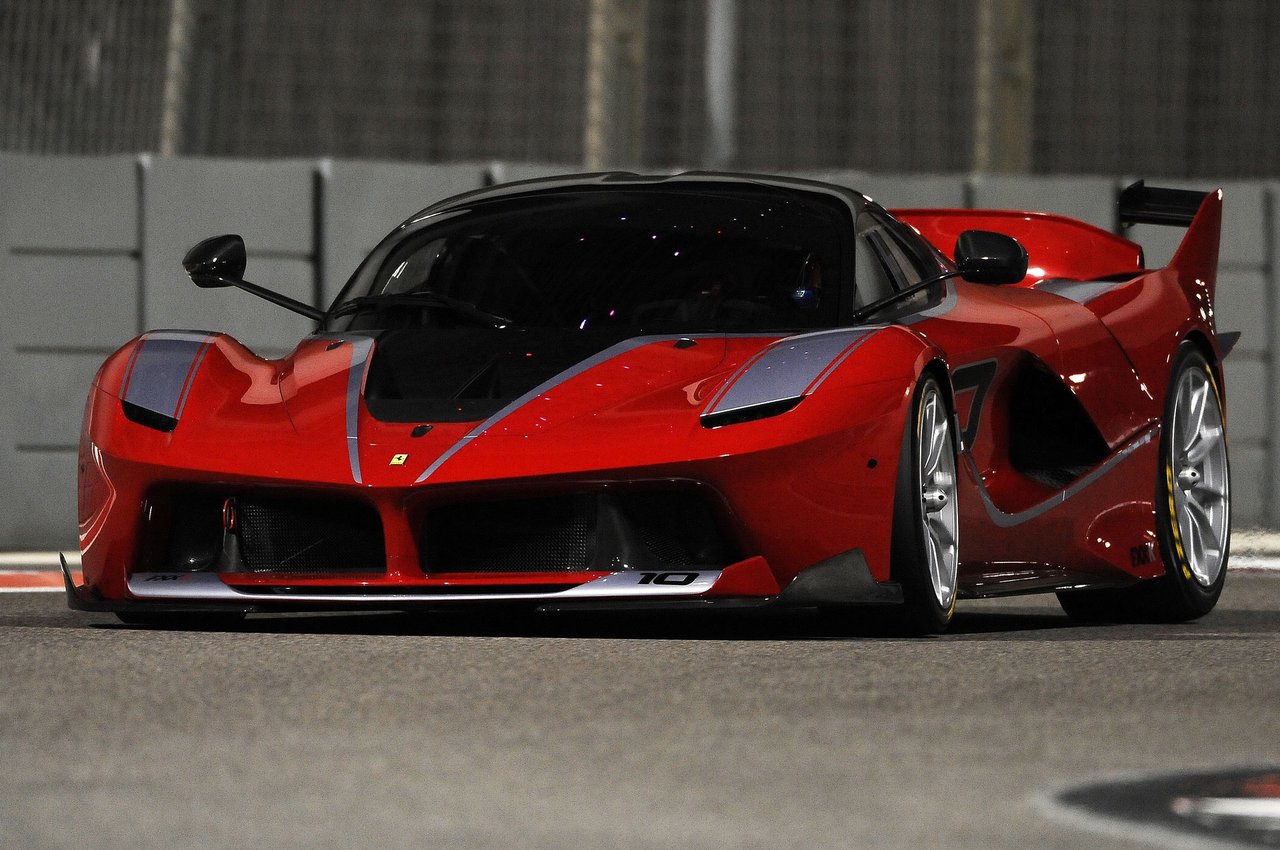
115 611 246 629
1057 343 1230 622
891 374 961 634
1151 344 1231 618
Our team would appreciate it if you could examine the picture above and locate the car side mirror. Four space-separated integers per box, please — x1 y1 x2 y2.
179 233 324 321
954 230 1028 284
183 234 247 288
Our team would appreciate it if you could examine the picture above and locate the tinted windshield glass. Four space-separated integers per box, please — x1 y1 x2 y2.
327 187 847 334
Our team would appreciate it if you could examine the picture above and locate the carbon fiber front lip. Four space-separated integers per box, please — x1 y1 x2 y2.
124 569 725 605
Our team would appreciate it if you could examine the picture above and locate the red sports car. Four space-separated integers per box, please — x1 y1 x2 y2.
65 173 1230 633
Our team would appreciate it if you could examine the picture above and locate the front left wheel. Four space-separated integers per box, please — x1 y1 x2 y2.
891 375 960 634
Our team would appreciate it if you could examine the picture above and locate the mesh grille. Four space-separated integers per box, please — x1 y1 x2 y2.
236 497 385 574
422 495 598 572
420 490 733 574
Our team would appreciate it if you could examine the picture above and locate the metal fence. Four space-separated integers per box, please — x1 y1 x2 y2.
2 0 1279 177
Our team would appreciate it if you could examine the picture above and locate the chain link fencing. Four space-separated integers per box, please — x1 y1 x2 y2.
1 0 1278 176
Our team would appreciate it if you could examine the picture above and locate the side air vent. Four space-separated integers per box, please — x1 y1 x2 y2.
121 400 178 432
1008 361 1110 488
700 397 802 429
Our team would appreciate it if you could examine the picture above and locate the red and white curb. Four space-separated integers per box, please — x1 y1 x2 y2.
0 552 81 592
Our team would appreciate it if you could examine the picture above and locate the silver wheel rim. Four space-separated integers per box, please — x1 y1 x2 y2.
1170 366 1230 587
918 386 959 609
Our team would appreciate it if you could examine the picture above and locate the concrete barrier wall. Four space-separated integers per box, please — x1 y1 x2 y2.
0 153 1273 545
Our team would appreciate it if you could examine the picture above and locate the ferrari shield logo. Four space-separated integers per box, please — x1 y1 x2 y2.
390 453 408 466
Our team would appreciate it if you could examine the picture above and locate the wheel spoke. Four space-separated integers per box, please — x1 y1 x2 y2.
925 528 941 588
1179 500 1203 567
927 513 955 551
1183 380 1208 453
1186 424 1222 465
1185 495 1222 564
928 532 953 600
921 397 944 476
1192 480 1226 504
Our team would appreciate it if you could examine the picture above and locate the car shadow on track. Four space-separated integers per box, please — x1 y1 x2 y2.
94 605 1084 641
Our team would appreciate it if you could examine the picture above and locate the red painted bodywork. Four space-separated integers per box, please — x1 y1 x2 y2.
75 182 1225 610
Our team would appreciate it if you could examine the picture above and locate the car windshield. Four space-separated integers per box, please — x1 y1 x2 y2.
326 187 847 335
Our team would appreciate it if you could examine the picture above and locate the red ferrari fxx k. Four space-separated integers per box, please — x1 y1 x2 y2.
66 173 1231 633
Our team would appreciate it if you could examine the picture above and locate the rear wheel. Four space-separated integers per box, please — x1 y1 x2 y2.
891 375 960 634
1057 344 1229 622
1152 344 1230 618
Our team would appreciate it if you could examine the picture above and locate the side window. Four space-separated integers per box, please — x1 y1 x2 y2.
376 237 448 295
855 209 944 316
853 212 897 307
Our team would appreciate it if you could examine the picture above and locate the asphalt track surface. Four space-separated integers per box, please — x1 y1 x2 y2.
2 572 1278 850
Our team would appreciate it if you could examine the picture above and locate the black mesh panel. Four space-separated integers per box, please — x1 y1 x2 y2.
235 497 385 574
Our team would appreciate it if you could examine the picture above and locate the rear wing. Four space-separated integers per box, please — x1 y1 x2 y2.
1119 180 1212 228
1120 180 1223 308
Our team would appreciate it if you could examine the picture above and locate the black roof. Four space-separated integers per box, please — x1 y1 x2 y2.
404 170 873 230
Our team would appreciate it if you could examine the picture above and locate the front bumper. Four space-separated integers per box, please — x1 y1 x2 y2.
64 550 902 615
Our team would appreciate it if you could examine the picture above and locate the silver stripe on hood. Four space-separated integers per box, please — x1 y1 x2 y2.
414 334 689 483
702 327 877 418
1035 279 1124 304
343 336 377 484
119 331 216 423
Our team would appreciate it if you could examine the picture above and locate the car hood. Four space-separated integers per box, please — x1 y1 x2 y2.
278 329 738 485
101 325 888 487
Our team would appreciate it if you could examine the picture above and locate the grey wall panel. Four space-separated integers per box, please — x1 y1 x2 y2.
321 160 484 303
969 176 1116 230
144 157 314 253
786 170 866 192
1223 358 1267 445
10 354 101 449
1216 182 1267 266
1215 271 1268 359
1231 445 1266 528
787 172 968 209
858 175 968 210
0 154 140 549
1269 180 1280 528
159 258 317 358
0 451 77 548
144 158 317 355
491 162 597 185
4 255 137 350
0 153 138 250
1127 223 1183 269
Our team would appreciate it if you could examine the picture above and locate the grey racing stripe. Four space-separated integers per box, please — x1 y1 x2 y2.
703 327 877 418
1035 279 1125 304
414 334 685 483
344 336 376 484
966 427 1156 528
120 331 215 423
